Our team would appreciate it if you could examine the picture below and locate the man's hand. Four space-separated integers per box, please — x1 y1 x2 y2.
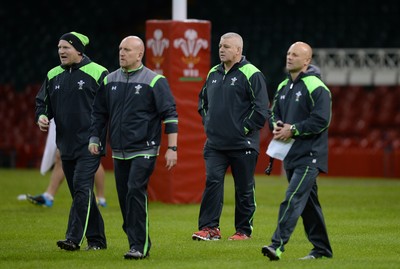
88 143 100 155
273 122 293 141
165 149 177 170
37 115 49 131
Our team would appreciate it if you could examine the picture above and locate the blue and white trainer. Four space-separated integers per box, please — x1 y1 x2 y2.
26 194 53 207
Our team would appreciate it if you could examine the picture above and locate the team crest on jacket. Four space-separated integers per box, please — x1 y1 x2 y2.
231 77 237 86
295 91 302 102
135 84 142 94
77 80 85 90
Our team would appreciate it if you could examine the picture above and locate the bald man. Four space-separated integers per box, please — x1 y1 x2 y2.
89 36 178 259
261 41 333 261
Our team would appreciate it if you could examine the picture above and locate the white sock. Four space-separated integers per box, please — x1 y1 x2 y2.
43 192 54 201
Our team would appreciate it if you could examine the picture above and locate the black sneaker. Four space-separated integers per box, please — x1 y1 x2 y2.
124 248 149 260
85 244 107 251
57 239 80 251
261 245 281 261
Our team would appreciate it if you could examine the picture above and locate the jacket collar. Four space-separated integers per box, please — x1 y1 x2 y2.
217 56 248 73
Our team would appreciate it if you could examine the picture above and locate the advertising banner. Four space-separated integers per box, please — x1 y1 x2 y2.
145 20 211 203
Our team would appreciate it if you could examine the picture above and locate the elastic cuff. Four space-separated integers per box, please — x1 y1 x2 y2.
89 136 100 145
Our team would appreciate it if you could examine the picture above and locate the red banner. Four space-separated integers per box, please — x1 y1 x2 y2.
145 20 211 203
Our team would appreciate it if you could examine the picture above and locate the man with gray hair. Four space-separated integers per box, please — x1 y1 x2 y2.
192 32 269 241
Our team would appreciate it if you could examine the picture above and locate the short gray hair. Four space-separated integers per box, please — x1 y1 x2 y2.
221 32 243 52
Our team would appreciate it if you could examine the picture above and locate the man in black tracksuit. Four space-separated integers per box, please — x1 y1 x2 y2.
89 36 178 260
192 32 269 241
262 41 333 261
36 32 108 250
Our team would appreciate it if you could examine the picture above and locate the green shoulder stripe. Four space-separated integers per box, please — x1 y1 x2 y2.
277 79 289 92
150 74 165 87
47 66 64 80
206 65 219 79
80 62 108 84
301 76 330 94
239 63 260 80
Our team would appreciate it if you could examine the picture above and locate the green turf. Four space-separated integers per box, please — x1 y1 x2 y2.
1 169 400 269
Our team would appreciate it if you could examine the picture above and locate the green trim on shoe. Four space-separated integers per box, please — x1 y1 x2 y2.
276 248 282 259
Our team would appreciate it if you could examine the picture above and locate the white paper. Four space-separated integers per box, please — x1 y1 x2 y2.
40 120 57 175
266 139 295 161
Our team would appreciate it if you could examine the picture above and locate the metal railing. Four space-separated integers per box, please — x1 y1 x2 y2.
312 48 400 85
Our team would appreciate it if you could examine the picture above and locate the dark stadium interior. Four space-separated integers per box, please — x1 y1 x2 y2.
2 0 400 90
1 0 400 176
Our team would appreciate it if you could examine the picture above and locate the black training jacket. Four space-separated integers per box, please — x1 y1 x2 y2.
89 65 178 159
35 56 108 160
198 56 269 153
269 65 332 173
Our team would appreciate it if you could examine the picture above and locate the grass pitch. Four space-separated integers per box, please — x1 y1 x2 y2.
0 169 399 269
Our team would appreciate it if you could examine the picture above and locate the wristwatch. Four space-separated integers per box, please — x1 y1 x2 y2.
168 146 177 151
290 125 297 135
